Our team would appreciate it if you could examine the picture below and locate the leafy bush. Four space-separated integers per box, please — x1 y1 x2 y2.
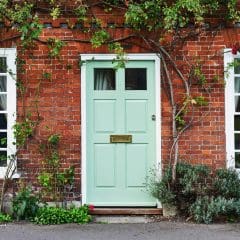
34 205 92 225
176 163 210 195
148 162 240 223
12 185 40 220
148 163 211 209
190 196 240 224
147 167 176 206
0 212 12 223
213 169 240 199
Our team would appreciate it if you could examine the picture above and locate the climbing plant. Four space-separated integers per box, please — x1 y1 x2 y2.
0 0 239 206
38 133 75 204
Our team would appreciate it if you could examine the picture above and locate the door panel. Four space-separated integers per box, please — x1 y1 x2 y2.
94 144 116 187
86 60 156 206
125 100 148 133
94 100 116 132
126 144 147 187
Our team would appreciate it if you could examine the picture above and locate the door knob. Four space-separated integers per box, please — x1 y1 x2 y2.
152 114 156 121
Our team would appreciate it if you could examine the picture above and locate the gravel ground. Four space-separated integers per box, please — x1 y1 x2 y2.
0 221 240 240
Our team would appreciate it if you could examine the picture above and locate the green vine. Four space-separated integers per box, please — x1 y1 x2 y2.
38 134 75 202
47 38 66 58
13 116 36 147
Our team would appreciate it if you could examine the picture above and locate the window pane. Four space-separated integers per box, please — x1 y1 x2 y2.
0 151 7 167
235 77 240 93
0 132 7 148
0 94 6 110
0 113 7 129
94 69 115 90
0 57 7 73
235 115 240 131
234 59 240 74
235 134 240 149
0 76 6 92
235 96 240 112
125 68 147 90
235 152 240 168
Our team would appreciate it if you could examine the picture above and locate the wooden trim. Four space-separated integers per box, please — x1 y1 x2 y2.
90 208 162 215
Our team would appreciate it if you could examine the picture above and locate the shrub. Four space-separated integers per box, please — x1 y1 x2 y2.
34 205 92 225
190 196 240 224
147 167 176 206
176 163 210 195
148 162 240 223
0 212 12 223
147 163 211 209
213 169 240 199
12 185 40 221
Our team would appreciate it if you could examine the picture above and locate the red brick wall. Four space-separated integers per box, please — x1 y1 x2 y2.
1 11 240 198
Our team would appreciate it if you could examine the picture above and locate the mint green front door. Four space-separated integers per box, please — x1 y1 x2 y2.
86 60 156 206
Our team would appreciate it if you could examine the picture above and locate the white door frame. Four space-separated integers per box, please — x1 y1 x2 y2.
80 54 161 205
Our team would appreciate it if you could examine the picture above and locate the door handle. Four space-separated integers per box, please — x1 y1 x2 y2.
152 114 156 121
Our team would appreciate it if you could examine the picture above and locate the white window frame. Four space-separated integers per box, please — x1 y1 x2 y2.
0 48 17 178
224 49 240 172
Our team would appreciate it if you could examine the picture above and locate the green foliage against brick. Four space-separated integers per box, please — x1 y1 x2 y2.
13 117 36 147
12 184 40 221
124 0 240 31
47 38 66 58
38 134 75 202
91 30 110 48
34 205 92 225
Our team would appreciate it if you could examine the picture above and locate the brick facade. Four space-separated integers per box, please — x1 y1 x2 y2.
0 8 239 202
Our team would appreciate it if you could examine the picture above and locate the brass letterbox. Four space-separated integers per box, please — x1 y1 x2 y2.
110 135 132 143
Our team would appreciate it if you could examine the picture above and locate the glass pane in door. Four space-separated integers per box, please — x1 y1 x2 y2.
0 58 6 73
94 69 115 90
0 76 6 92
125 68 147 90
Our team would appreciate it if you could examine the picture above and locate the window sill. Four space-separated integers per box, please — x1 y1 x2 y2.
12 172 21 179
0 171 21 179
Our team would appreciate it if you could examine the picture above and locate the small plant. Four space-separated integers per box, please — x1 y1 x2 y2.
90 30 110 48
47 38 66 58
0 212 12 223
34 205 92 225
13 117 36 147
74 5 88 22
12 184 40 220
48 134 60 146
42 72 52 81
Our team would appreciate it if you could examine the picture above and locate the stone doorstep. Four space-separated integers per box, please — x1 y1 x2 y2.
91 208 163 224
93 215 156 224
